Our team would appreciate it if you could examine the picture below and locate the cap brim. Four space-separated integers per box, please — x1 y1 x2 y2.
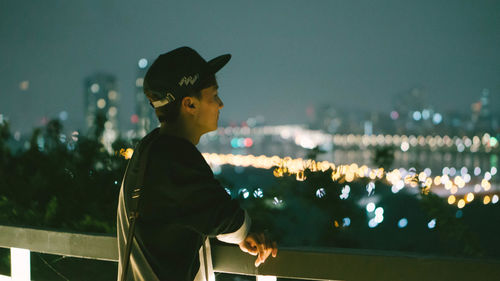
208 54 231 73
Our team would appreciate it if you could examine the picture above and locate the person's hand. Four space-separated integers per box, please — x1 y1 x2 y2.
238 232 278 267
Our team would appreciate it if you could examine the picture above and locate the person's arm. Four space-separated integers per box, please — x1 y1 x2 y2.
149 145 278 266
148 146 249 238
171 166 278 267
162 174 248 238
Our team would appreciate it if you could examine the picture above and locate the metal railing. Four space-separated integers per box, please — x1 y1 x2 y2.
1 225 500 281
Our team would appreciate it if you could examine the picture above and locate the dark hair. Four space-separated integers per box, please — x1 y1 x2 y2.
147 74 217 123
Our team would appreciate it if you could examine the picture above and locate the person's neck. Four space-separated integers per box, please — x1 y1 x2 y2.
159 121 201 145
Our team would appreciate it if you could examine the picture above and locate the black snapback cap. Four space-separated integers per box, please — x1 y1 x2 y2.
143 46 231 108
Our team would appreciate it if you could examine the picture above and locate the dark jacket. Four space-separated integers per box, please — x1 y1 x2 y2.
117 128 248 281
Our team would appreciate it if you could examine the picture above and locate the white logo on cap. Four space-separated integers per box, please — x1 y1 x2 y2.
178 74 199 86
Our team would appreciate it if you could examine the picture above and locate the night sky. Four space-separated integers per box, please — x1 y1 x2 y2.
1 0 499 133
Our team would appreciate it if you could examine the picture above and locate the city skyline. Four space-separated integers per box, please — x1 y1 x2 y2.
1 0 499 133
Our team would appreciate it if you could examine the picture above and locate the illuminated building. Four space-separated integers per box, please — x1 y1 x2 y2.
472 88 497 133
84 73 119 152
479 88 491 119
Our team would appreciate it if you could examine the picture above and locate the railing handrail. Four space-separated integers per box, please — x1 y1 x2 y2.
0 225 117 261
1 225 500 281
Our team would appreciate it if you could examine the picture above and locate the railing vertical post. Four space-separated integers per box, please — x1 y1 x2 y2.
10 248 30 281
204 239 215 281
256 276 277 281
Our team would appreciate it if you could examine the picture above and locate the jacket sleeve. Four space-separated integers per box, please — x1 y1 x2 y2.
144 145 250 244
216 210 250 244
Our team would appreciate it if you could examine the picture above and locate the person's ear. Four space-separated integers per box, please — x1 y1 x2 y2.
182 97 197 113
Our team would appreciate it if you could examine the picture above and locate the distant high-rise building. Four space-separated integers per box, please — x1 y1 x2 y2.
480 88 491 118
84 73 119 152
393 88 426 118
472 88 493 133
134 58 157 138
391 87 439 134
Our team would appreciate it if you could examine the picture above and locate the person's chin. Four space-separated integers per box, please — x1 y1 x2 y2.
207 124 218 133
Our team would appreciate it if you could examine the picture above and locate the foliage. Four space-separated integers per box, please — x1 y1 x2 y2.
0 119 129 234
372 146 395 170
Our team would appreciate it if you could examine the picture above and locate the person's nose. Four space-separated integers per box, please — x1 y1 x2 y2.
218 97 224 109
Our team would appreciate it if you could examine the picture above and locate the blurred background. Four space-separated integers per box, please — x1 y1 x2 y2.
0 0 499 280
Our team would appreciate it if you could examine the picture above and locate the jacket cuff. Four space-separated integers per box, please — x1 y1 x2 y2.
216 211 251 244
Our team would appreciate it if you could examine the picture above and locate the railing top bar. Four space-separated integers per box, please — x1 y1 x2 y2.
0 224 117 237
212 244 500 281
277 245 500 264
0 225 118 261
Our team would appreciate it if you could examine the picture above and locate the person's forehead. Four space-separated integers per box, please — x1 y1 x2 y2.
207 84 219 92
200 85 218 96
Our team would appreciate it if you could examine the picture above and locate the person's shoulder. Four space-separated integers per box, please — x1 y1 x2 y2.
153 134 198 156
144 132 205 167
149 133 214 178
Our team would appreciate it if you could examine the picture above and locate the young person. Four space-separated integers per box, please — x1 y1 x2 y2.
117 47 277 281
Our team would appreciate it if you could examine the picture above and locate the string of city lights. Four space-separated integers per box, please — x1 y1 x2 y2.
211 125 499 152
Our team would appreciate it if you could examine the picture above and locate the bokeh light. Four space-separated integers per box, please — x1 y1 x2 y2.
427 219 436 229
398 218 408 228
366 203 375 213
138 58 148 69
